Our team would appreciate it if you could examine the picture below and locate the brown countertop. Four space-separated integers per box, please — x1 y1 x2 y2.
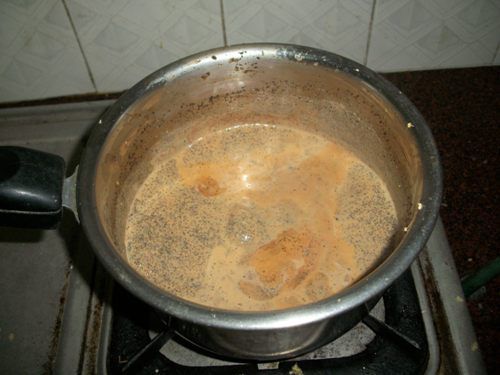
385 67 499 373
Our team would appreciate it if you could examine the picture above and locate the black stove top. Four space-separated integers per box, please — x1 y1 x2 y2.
101 270 429 375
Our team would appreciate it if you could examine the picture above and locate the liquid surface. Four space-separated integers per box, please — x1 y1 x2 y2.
125 124 398 311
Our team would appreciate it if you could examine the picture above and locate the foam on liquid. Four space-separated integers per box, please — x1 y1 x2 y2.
125 124 398 311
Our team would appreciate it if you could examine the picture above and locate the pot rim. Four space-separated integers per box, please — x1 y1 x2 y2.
77 43 442 331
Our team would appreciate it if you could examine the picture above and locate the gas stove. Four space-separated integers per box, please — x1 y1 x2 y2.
102 267 429 374
0 101 485 374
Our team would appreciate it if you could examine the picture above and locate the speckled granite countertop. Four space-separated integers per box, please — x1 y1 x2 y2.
384 67 499 373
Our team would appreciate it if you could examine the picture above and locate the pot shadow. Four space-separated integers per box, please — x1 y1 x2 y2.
0 226 44 242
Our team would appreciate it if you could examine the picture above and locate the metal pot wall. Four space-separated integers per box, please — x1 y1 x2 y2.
0 44 442 360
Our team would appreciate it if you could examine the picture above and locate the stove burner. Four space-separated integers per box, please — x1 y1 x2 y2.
154 301 382 367
103 271 429 374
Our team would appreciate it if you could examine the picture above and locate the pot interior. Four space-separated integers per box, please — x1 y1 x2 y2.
94 49 423 309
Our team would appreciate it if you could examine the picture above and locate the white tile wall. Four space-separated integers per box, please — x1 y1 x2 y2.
367 0 500 72
66 0 224 92
223 0 373 64
0 0 94 102
0 0 498 102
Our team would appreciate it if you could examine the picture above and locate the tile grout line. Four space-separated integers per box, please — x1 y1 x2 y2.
219 0 228 46
61 0 97 92
363 0 377 66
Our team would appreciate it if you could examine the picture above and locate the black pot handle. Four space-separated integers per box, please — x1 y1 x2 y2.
0 146 66 229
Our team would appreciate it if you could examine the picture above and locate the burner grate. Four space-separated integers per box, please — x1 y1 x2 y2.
104 271 429 375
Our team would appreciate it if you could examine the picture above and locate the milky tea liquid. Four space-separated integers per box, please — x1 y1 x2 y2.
125 123 398 311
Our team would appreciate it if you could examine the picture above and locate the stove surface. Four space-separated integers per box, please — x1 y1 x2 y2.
0 101 485 374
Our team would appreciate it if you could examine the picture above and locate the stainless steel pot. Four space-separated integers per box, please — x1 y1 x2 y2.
0 44 442 360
